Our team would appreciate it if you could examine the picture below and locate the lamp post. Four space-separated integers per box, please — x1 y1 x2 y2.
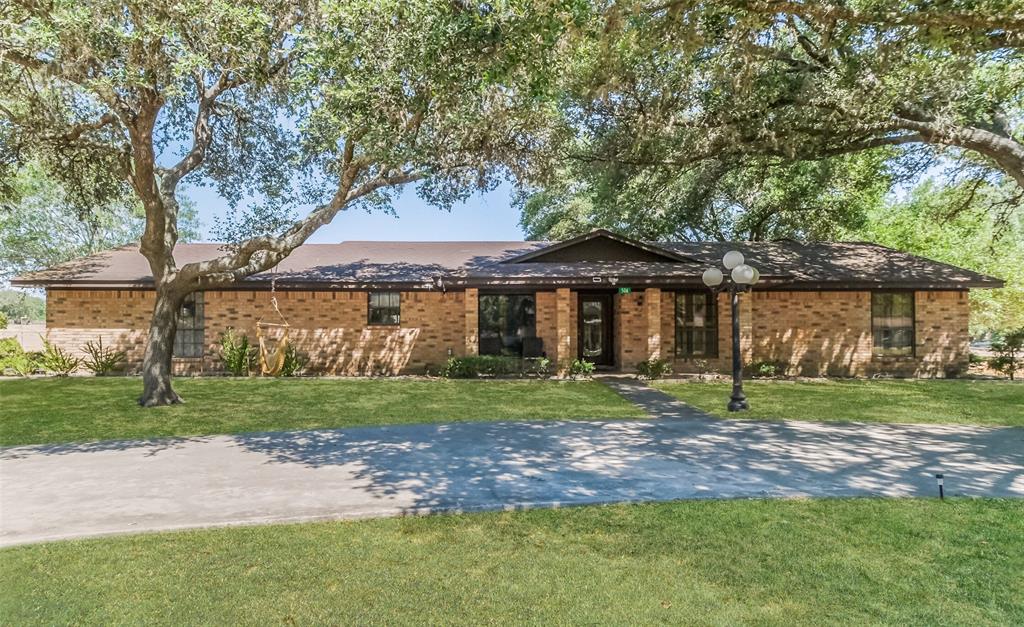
702 251 760 412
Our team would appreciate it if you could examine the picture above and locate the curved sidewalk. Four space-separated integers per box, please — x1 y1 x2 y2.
2 408 1022 546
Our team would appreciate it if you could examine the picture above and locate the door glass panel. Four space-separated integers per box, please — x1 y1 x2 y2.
691 293 706 326
582 300 604 358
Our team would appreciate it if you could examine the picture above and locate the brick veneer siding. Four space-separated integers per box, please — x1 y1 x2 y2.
43 287 970 378
46 288 467 375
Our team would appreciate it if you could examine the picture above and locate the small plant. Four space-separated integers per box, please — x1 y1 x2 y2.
526 356 552 378
636 358 672 380
0 311 7 329
81 337 128 375
218 328 255 376
991 327 1024 381
279 344 308 377
568 358 595 379
38 338 81 376
747 360 781 378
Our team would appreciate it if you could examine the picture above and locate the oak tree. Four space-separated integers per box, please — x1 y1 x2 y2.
1 0 573 405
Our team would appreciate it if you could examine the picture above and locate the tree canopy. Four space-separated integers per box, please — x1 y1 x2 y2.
519 0 1023 241
0 0 578 404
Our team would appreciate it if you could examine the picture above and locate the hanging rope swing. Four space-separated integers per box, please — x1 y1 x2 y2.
256 276 290 376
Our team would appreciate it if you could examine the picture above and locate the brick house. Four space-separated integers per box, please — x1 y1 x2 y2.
13 229 1003 377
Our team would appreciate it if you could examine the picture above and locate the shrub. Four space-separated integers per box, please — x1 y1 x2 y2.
280 344 308 377
442 355 525 378
747 360 782 378
991 328 1024 381
81 337 128 376
636 358 672 380
0 311 7 330
38 338 81 376
0 338 36 376
525 356 552 378
219 329 255 376
0 337 21 360
568 358 595 379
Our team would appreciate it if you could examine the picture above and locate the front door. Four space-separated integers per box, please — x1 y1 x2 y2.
578 293 614 366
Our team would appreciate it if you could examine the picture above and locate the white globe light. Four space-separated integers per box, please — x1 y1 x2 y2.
750 267 760 285
731 263 755 284
702 267 724 287
723 250 744 270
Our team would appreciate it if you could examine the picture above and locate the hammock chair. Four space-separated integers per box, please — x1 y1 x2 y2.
256 279 291 377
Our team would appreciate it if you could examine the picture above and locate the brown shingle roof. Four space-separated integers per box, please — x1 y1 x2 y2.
11 237 1004 290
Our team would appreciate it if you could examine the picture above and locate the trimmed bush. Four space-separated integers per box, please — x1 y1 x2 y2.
442 355 525 378
568 358 595 379
636 358 672 380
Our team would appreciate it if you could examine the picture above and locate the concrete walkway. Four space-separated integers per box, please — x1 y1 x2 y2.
2 398 1022 545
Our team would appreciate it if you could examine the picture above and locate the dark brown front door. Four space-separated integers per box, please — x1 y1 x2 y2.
578 293 614 366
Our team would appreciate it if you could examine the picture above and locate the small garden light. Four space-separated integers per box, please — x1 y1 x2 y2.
936 473 944 500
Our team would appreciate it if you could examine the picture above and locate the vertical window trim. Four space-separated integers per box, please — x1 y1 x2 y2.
675 291 718 359
367 291 401 326
871 290 916 357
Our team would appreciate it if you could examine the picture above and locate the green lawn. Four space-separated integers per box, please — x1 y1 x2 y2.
0 377 642 447
656 380 1024 427
1 499 1021 625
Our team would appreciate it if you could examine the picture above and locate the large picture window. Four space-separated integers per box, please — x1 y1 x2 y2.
676 291 718 358
368 292 401 325
173 292 204 358
479 294 536 356
872 291 914 356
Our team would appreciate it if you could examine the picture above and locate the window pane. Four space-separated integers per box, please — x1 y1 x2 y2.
368 292 400 325
691 293 706 327
872 292 914 355
174 293 204 358
676 291 718 358
478 294 535 356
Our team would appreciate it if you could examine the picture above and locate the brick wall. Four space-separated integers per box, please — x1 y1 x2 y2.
45 289 153 371
46 288 466 375
747 290 969 377
44 287 971 378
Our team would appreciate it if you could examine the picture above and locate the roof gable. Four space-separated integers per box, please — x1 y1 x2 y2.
504 229 698 264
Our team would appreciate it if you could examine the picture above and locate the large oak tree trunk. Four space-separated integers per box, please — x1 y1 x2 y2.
139 287 183 407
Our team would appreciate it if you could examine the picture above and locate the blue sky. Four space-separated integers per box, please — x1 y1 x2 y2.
184 181 527 243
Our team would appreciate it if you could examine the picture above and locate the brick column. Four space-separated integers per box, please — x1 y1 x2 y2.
464 288 478 356
739 292 753 362
644 288 661 361
555 287 572 373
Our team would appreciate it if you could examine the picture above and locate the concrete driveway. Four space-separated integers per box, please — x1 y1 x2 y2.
2 414 1023 546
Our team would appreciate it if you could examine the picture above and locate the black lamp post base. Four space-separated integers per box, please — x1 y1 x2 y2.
728 396 749 412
